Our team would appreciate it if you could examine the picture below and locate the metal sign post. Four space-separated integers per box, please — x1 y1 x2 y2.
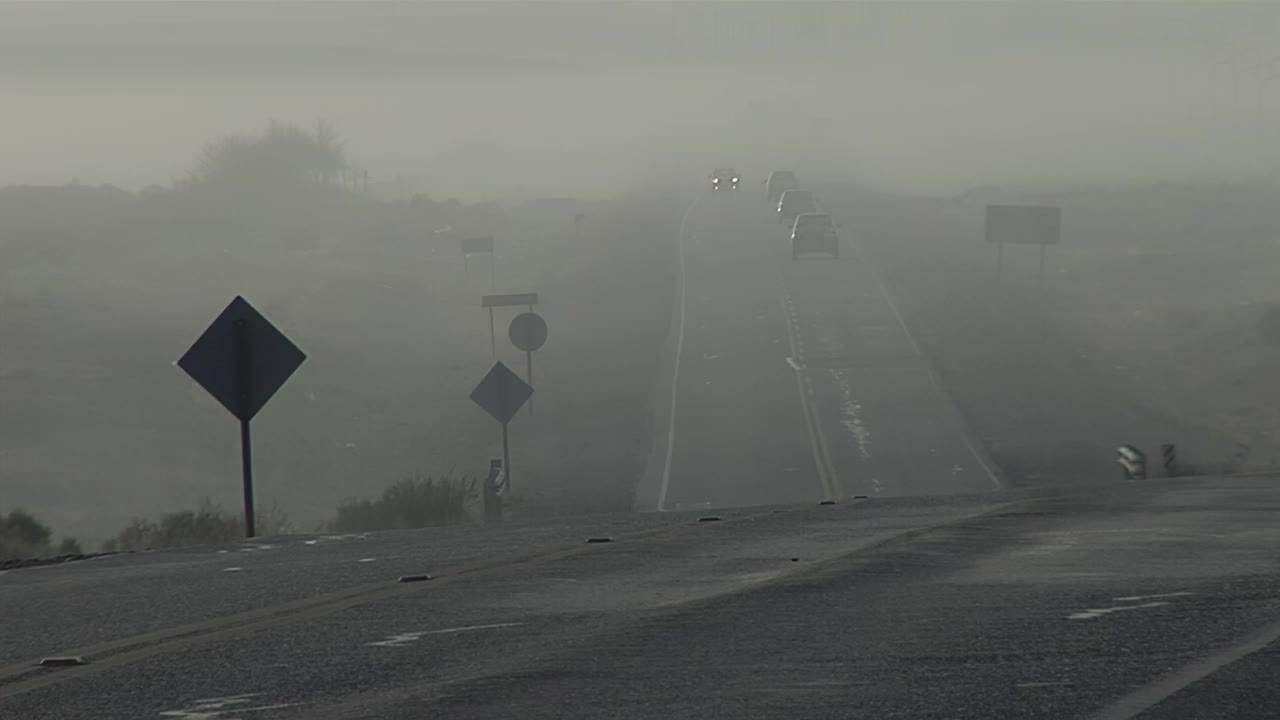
482 292 539 363
235 317 254 537
461 237 497 294
239 417 254 537
501 420 512 500
178 296 306 538
489 307 497 358
509 311 549 416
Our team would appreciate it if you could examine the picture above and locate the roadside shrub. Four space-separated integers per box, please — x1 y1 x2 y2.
328 474 476 533
102 500 242 552
256 501 294 537
0 510 53 560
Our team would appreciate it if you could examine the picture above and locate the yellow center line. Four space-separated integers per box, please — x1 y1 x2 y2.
779 291 837 502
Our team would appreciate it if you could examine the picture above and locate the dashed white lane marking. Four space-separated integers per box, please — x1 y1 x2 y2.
657 195 702 512
357 558 376 563
158 693 295 718
367 623 524 648
222 567 242 573
1114 591 1194 602
784 357 803 371
1067 601 1169 620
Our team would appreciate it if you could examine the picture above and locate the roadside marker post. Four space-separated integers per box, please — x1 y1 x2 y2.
484 459 504 522
1162 443 1177 477
177 296 306 538
470 363 533 500
1117 445 1147 481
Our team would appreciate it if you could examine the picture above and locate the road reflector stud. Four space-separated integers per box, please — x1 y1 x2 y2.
819 500 837 506
697 516 722 522
398 574 432 583
39 657 86 667
585 537 613 544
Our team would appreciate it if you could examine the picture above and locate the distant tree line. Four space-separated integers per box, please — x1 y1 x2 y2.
179 119 350 192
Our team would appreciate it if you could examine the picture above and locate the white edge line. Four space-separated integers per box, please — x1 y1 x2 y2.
1091 615 1280 720
422 622 523 635
657 196 701 512
1114 591 1194 602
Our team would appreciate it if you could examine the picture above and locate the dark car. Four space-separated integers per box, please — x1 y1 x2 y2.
711 168 740 191
765 170 798 203
791 212 839 259
777 189 817 225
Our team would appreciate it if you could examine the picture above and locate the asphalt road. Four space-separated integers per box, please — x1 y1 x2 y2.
4 477 1280 719
643 189 997 512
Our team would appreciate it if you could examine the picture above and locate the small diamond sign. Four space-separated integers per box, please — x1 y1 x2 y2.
470 362 533 426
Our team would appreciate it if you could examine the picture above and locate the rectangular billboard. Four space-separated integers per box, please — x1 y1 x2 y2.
985 205 1061 245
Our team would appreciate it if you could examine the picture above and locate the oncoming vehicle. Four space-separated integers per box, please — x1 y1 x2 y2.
765 170 798 203
791 212 839 260
711 168 739 191
777 189 817 225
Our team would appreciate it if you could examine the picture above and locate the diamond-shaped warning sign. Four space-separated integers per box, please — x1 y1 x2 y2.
469 362 533 425
177 296 306 422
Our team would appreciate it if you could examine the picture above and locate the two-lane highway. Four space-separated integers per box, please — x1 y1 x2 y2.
646 188 998 511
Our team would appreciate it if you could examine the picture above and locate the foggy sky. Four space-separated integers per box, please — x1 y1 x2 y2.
2 2 1279 199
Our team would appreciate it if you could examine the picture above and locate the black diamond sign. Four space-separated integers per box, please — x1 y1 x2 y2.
177 296 306 422
470 361 533 425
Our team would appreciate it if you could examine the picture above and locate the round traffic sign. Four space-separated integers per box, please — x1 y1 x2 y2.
509 312 548 352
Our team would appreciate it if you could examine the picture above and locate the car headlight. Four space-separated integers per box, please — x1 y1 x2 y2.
732 178 739 183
